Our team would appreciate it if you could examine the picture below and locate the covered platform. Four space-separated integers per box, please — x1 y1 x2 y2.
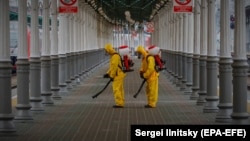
0 58 222 141
1 1 250 140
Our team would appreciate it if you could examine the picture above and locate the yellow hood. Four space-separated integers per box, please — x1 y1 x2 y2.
136 45 148 57
104 43 117 55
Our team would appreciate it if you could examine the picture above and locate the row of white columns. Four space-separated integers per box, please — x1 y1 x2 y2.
155 0 249 124
0 0 112 132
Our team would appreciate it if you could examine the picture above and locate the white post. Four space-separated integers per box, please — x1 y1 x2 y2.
215 0 233 123
50 0 61 99
41 0 54 105
196 0 208 105
29 0 44 111
191 0 201 100
58 13 69 96
203 0 219 113
15 0 33 121
185 13 194 95
0 0 16 132
231 0 249 124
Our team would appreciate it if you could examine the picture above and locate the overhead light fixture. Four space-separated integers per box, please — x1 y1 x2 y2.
125 11 130 17
98 7 102 12
156 4 161 9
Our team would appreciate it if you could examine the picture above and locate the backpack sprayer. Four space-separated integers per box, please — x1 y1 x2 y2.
147 45 166 72
118 45 134 72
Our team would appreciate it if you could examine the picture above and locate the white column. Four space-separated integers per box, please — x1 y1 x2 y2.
191 0 201 100
185 13 194 95
180 14 188 90
69 15 75 88
175 15 182 87
18 0 29 59
50 0 61 99
41 0 54 105
15 0 33 121
0 0 16 132
196 0 207 105
215 0 233 123
231 0 249 124
179 15 183 55
207 0 217 56
30 0 40 58
200 1 208 56
187 13 194 55
203 0 219 113
172 14 178 85
82 9 88 77
86 11 90 50
41 0 50 57
75 14 81 85
179 14 184 80
51 0 58 56
72 15 78 86
58 14 69 96
80 5 85 80
65 14 73 90
29 0 44 111
0 1 11 60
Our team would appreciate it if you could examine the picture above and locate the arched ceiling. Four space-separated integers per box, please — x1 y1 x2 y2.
82 0 170 24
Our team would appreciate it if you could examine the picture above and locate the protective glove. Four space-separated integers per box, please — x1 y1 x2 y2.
140 72 145 79
103 73 110 78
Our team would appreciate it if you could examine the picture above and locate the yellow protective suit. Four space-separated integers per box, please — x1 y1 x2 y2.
104 43 126 107
136 46 159 108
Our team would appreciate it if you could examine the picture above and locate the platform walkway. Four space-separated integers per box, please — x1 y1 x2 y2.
0 57 238 141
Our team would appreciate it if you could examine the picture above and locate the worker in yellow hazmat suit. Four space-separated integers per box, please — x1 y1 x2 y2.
136 45 159 108
104 43 126 108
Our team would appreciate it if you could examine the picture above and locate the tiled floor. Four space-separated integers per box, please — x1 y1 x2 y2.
2 58 249 141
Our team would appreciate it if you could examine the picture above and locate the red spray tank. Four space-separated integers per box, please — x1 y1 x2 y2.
118 45 134 72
